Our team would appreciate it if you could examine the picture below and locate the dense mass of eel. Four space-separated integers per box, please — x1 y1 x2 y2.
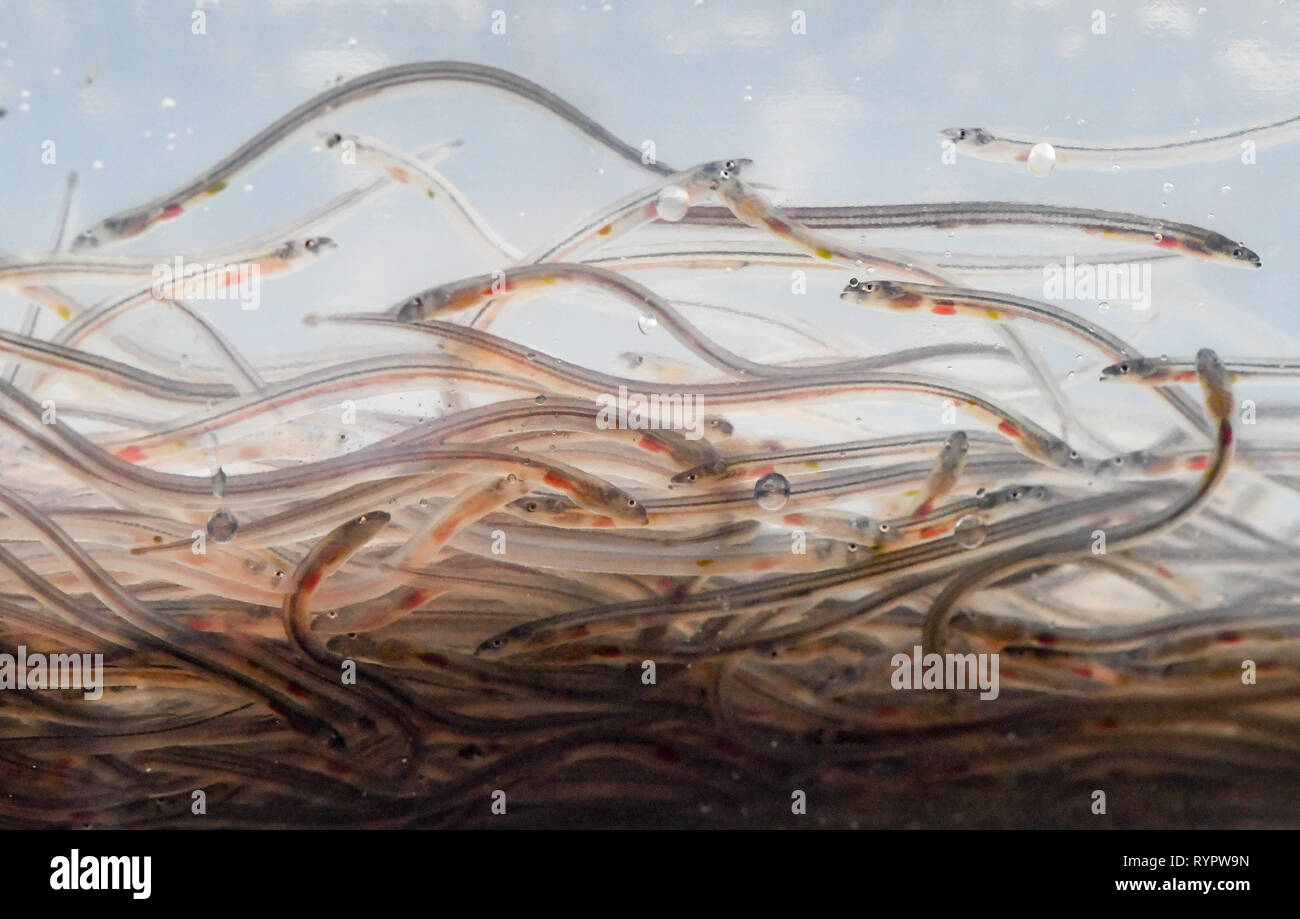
0 62 1295 828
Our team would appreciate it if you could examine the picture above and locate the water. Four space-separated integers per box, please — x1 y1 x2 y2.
0 0 1297 831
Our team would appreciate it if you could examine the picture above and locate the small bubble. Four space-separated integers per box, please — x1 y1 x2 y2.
211 467 227 498
91 160 103 170
1162 182 1174 193
1221 185 1231 195
637 314 659 334
534 394 547 405
753 472 791 511
161 97 176 109
953 515 987 549
206 509 238 543
655 185 690 221
1098 301 1110 311
1207 211 1215 220
1198 6 1206 12
1110 164 1121 173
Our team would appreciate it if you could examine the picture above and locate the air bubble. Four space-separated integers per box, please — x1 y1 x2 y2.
1162 182 1174 193
753 473 791 511
637 314 659 334
655 185 690 222
206 509 238 543
953 515 987 549
1027 143 1056 177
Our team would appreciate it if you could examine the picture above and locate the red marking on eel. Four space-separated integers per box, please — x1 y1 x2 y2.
160 204 183 220
432 520 461 543
998 420 1021 438
930 300 957 316
116 446 149 462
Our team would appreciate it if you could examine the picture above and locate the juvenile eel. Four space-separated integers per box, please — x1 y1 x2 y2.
319 132 522 261
940 116 1300 172
1102 356 1300 385
72 61 674 250
840 279 1217 442
678 202 1260 268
